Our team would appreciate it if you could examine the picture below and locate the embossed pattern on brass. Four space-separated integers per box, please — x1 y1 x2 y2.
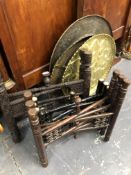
62 34 116 95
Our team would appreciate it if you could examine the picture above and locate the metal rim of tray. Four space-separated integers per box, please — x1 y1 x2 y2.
50 15 113 72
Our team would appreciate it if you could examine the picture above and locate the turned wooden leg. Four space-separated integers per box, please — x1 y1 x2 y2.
24 90 33 101
79 49 92 98
100 70 120 137
104 74 130 141
28 108 48 167
0 75 21 142
99 81 109 136
24 91 48 166
108 70 121 102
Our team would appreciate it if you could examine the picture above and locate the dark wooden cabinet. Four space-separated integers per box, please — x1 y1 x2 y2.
0 0 77 90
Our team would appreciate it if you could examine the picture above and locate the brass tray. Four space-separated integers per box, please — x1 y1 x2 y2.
51 35 91 84
50 15 113 72
62 34 116 95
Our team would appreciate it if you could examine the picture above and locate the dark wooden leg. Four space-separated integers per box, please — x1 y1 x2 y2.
96 79 104 95
24 91 48 167
108 70 121 101
104 74 130 141
79 49 92 98
0 75 21 143
28 108 48 167
99 70 120 137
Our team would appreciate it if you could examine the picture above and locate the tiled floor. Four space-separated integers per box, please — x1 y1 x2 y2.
0 59 131 175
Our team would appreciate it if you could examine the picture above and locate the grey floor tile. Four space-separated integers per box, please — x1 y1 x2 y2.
0 139 21 175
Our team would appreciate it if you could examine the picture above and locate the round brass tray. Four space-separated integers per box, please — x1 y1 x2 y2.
50 15 113 72
62 34 116 95
51 35 91 84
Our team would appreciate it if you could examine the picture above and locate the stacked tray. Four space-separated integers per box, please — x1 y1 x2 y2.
50 15 116 95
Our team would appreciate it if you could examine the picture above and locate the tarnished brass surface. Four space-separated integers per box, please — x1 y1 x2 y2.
51 35 91 84
50 15 113 72
62 34 116 95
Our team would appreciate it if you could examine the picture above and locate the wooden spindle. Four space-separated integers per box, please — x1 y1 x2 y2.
79 49 92 97
102 82 109 96
99 70 120 136
104 75 130 141
28 108 48 167
24 90 33 101
42 71 50 87
74 95 81 139
96 79 104 95
108 70 121 99
25 100 35 110
74 95 81 113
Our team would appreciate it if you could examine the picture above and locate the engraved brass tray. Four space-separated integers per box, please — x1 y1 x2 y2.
62 34 116 95
51 35 91 84
50 15 113 72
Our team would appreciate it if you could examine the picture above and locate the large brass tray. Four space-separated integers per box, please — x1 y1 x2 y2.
50 15 113 72
51 35 91 84
62 34 116 95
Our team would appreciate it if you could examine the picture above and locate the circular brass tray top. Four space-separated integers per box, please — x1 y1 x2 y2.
62 34 116 95
51 35 91 84
50 15 113 72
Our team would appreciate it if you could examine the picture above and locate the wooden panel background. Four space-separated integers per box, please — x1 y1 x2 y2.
0 0 77 89
77 0 130 39
0 53 9 81
0 4 25 89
